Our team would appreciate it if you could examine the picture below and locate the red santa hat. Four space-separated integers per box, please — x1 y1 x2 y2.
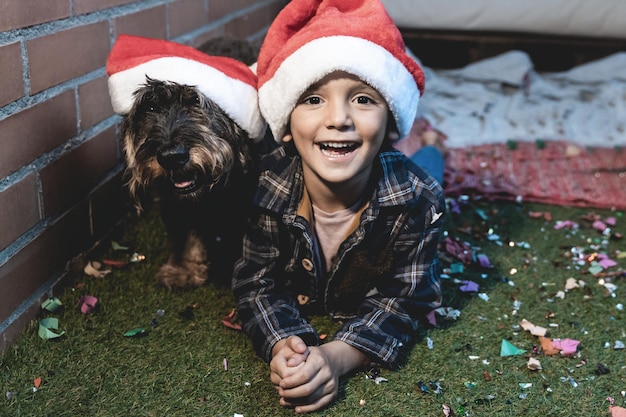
106 34 266 141
256 0 425 142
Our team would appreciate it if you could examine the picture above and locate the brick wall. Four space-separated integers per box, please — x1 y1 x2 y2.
0 0 288 353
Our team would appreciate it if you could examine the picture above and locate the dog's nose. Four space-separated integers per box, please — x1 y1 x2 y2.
157 144 189 170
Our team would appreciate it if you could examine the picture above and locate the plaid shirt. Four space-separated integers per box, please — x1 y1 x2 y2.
232 143 444 367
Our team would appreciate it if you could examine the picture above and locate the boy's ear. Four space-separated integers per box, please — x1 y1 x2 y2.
386 116 400 142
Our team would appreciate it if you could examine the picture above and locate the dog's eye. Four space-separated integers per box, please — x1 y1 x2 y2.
182 91 200 106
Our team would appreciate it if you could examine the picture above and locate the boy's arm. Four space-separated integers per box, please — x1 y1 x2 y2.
333 191 445 367
233 212 319 362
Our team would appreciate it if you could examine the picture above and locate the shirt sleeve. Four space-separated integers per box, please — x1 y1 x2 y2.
232 211 319 362
333 186 445 367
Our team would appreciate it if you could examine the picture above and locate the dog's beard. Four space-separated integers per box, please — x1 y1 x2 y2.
130 135 234 200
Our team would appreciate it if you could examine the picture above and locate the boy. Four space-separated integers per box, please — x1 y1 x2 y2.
232 0 445 413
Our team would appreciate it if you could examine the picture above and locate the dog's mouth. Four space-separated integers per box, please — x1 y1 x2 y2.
173 179 196 191
170 172 202 194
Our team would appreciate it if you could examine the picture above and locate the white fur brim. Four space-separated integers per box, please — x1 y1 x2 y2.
108 56 266 141
258 36 420 141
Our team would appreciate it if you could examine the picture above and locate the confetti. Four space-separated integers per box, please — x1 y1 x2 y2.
41 297 63 312
77 295 98 314
111 241 129 251
459 280 479 292
610 406 626 417
552 338 580 355
124 328 147 338
83 261 111 278
519 319 547 337
221 308 242 331
38 318 65 340
527 357 542 370
130 253 146 263
500 339 526 356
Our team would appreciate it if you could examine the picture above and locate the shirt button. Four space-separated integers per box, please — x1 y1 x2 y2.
301 258 314 271
297 294 310 305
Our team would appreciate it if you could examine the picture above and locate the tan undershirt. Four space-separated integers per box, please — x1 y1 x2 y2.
312 202 362 273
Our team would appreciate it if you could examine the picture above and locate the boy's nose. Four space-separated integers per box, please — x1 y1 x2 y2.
325 99 352 129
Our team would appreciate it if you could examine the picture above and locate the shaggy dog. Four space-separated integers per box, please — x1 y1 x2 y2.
121 78 259 289
107 35 271 289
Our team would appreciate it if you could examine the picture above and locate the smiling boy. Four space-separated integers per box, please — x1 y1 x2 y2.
232 0 445 413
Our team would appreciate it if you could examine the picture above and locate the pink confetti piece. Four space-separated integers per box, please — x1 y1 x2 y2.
77 295 98 314
554 220 578 230
221 308 242 331
552 338 580 355
443 237 473 264
599 258 618 269
425 310 437 326
593 220 607 231
610 406 626 417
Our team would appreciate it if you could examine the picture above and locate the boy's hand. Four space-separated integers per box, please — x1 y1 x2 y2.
270 336 310 387
276 340 368 413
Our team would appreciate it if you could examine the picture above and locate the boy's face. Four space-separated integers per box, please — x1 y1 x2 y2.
283 71 389 189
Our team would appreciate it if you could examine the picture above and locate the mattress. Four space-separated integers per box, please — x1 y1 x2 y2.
381 0 626 39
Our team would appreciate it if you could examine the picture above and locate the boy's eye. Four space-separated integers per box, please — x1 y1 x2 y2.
303 96 321 105
356 95 374 104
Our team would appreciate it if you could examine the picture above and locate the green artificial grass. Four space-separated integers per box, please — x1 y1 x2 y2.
1 198 624 416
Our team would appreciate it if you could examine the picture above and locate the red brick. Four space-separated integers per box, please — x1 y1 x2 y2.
0 303 40 354
208 0 235 22
27 22 110 94
0 201 91 323
79 76 114 130
74 0 135 15
237 0 262 8
225 5 274 38
169 0 209 39
0 173 40 251
90 171 129 240
0 91 77 178
0 42 24 107
0 0 70 32
40 126 118 217
113 6 167 40
191 28 225 49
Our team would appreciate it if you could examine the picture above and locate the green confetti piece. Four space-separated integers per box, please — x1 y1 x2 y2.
38 318 65 340
111 241 129 251
450 263 464 274
506 140 517 150
588 262 604 276
124 328 147 338
41 297 63 312
475 209 488 221
500 339 526 357
535 139 546 149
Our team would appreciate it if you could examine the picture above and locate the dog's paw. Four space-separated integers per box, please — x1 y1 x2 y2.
157 262 208 289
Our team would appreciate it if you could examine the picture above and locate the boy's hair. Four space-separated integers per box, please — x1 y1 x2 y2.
256 0 425 142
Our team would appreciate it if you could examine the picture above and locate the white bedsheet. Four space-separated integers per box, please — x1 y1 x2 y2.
382 0 626 39
415 51 626 148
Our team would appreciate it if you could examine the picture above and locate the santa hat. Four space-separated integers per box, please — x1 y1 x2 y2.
106 34 266 141
257 0 425 142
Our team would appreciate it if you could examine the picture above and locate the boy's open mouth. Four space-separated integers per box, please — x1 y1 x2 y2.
318 142 359 157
